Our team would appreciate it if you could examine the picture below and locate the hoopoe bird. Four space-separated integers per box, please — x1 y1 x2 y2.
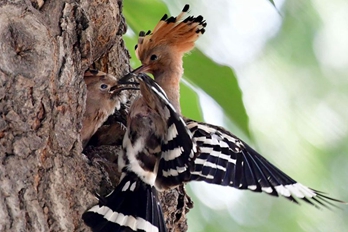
131 4 342 208
82 69 127 148
83 72 196 232
82 4 344 232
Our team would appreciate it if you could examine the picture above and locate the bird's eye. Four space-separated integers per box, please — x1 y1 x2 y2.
150 54 158 61
100 84 108 90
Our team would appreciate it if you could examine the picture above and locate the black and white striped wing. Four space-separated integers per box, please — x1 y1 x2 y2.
136 74 197 189
82 171 167 232
156 103 197 189
186 119 342 208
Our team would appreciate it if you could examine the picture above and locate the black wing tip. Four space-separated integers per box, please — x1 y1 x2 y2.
280 189 346 210
186 121 346 212
313 191 346 209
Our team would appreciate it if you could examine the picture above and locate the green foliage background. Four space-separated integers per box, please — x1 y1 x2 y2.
123 0 348 231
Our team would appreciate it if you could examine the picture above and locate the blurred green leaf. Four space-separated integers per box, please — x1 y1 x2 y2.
123 0 167 32
183 50 249 136
180 82 203 121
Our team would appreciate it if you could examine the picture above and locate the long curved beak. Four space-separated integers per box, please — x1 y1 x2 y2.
115 64 150 90
117 64 150 84
113 71 141 95
117 73 137 84
109 83 139 96
132 65 150 74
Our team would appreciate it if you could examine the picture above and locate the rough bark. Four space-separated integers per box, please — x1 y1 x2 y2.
0 1 190 231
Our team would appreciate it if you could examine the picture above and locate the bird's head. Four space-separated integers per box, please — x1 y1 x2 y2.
82 69 122 147
84 69 119 101
133 4 206 77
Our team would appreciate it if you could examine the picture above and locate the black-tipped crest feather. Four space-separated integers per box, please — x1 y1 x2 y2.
135 4 207 60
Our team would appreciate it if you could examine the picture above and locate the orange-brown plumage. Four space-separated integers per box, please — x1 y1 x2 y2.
82 69 123 147
134 4 206 114
136 5 205 58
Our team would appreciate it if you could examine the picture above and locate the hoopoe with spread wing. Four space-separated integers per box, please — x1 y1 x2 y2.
131 4 343 207
82 69 126 148
83 4 344 232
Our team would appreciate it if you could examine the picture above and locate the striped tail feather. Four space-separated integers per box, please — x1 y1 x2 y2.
82 171 167 232
186 119 344 208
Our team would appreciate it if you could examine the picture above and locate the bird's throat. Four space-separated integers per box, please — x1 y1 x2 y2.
154 65 183 114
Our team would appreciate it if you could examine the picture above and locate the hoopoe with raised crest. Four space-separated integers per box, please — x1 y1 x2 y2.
131 4 343 207
82 4 344 232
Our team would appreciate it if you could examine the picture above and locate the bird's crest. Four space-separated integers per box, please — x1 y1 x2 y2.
135 4 206 59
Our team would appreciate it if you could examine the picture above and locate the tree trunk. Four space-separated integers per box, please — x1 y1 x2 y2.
0 1 190 231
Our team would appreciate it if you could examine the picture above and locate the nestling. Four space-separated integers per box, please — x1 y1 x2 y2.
81 69 126 148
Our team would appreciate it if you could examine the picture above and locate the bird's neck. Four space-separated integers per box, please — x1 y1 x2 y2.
154 62 183 114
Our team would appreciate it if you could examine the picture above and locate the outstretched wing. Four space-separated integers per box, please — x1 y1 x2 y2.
82 171 167 232
186 119 343 208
